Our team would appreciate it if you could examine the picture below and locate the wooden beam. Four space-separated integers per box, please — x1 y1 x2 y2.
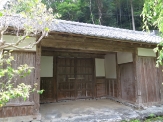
42 47 110 54
42 34 156 52
48 31 157 46
42 51 105 59
41 39 135 52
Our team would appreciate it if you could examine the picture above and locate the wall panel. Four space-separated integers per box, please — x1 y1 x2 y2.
105 54 116 78
0 51 36 118
137 57 161 105
119 63 135 102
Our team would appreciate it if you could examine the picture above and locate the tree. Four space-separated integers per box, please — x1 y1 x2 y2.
142 0 163 67
130 0 135 30
43 0 144 30
0 0 54 107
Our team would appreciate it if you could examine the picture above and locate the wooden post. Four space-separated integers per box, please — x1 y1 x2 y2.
116 52 121 99
93 58 97 98
34 42 41 114
133 48 141 107
92 58 95 99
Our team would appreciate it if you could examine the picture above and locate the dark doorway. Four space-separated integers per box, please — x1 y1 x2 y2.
57 57 94 100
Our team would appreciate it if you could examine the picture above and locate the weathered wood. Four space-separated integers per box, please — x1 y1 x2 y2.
56 57 94 100
40 77 55 103
96 77 106 97
42 51 105 58
119 63 135 102
136 57 161 106
42 47 108 54
106 79 118 98
133 48 140 105
47 32 157 47
10 52 36 103
53 55 57 102
41 39 135 52
6 102 35 107
34 43 41 113
0 51 36 118
158 65 163 103
93 58 96 98
115 52 120 98
0 106 34 118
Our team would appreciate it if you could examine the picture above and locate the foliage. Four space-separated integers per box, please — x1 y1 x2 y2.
121 115 163 122
42 0 144 30
0 0 54 51
142 0 163 67
0 51 32 107
0 0 53 107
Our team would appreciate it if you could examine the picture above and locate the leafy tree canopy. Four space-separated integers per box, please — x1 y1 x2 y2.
43 0 144 30
142 0 163 67
0 0 54 107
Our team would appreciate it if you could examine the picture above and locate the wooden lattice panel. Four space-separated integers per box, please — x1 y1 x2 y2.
57 57 94 100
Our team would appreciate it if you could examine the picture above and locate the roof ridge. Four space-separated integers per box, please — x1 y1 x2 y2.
55 19 149 35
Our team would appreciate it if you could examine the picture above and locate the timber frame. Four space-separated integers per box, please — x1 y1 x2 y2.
39 31 162 107
0 20 163 120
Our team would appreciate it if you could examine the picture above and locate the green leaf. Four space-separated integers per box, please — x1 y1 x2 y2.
44 27 50 32
0 12 3 17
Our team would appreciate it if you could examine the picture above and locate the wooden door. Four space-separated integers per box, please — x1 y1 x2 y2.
57 57 76 100
76 58 94 98
40 77 55 103
137 57 161 104
119 63 135 102
57 57 94 100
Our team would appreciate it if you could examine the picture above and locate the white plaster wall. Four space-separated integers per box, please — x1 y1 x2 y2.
105 54 117 78
41 56 53 77
4 35 36 51
117 52 133 64
95 58 105 77
138 48 156 57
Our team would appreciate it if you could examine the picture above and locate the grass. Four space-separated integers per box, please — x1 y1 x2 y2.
121 114 163 122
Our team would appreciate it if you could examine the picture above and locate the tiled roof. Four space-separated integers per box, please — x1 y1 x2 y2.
51 19 162 44
0 15 162 44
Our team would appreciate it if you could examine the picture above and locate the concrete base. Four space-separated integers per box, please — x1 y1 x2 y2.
0 113 41 122
40 99 163 122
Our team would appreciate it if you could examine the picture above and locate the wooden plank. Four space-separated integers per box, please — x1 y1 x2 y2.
40 77 55 103
133 48 139 104
158 66 163 102
45 33 157 48
0 106 34 118
106 79 117 98
6 102 35 107
96 78 106 97
41 39 135 52
42 51 105 58
34 43 41 113
137 56 161 105
56 57 94 100
119 63 135 102
0 51 36 117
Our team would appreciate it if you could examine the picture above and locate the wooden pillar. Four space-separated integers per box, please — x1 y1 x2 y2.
93 58 96 99
116 52 121 99
133 48 141 107
34 42 41 114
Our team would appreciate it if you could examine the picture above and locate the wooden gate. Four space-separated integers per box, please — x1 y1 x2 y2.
57 57 94 100
137 57 161 105
119 63 135 102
